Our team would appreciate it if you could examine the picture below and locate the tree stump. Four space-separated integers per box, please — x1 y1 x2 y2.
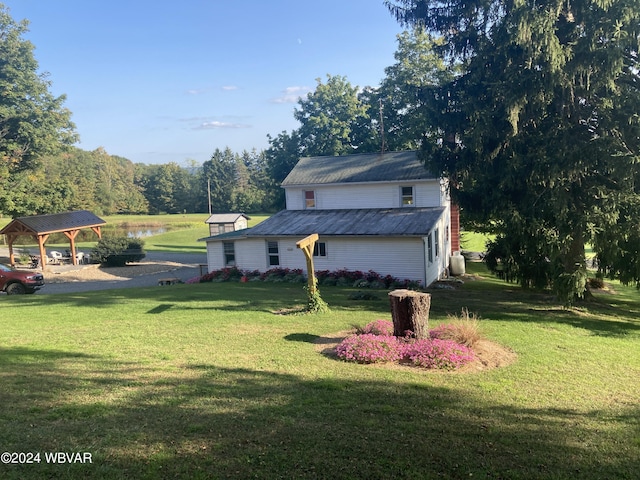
388 289 431 339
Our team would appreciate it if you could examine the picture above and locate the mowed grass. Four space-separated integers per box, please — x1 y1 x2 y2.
460 230 493 252
1 263 639 479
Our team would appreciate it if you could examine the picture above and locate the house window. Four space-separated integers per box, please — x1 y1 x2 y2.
427 234 433 264
313 242 327 257
223 242 235 266
304 190 316 209
401 186 414 206
434 228 440 258
267 241 280 266
218 225 225 234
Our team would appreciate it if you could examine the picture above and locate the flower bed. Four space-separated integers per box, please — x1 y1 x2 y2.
197 267 421 289
335 320 475 370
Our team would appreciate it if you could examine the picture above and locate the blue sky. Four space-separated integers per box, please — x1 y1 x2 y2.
4 1 405 165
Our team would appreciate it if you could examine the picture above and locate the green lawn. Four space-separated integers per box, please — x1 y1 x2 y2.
460 230 493 252
1 263 638 479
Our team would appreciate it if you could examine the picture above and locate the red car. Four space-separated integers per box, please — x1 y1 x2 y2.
0 264 45 294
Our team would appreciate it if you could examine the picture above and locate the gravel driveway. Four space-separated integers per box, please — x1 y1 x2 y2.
9 251 208 295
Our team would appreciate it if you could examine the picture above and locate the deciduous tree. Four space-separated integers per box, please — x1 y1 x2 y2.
294 75 368 156
355 29 455 153
0 4 76 215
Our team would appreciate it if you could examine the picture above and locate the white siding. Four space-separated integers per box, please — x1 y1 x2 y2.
423 211 450 286
206 238 312 273
236 240 269 271
208 236 428 285
205 242 224 271
285 181 443 210
322 237 427 285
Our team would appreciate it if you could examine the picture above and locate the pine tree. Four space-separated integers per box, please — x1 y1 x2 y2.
387 0 640 302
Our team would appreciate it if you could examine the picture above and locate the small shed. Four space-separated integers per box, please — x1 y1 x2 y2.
0 210 106 270
205 213 250 236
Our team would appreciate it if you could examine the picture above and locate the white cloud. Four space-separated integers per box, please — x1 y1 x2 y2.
221 85 239 91
270 86 311 104
194 120 250 130
186 88 208 95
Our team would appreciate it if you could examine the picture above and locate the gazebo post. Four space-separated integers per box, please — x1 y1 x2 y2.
6 235 16 266
63 230 80 265
37 234 49 272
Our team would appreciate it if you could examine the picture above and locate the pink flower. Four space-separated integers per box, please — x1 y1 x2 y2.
335 334 402 364
360 319 394 336
402 338 474 370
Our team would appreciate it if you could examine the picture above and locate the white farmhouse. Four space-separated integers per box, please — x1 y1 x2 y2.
201 151 461 287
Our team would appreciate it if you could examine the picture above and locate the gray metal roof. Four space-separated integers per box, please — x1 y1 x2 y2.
205 213 250 224
280 151 435 186
201 207 446 241
0 210 106 235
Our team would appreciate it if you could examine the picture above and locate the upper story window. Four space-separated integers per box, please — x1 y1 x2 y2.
304 190 316 209
401 186 414 206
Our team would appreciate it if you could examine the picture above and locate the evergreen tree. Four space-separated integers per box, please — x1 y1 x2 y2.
387 0 640 302
202 148 237 213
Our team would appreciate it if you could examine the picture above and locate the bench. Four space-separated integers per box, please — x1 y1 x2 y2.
158 277 182 286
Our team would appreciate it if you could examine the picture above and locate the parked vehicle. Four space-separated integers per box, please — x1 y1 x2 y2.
0 264 45 294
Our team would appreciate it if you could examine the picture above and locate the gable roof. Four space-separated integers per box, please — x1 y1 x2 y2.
205 213 250 224
0 210 106 236
201 207 446 241
280 151 435 187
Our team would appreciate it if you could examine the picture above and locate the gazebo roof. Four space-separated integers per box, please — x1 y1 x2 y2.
0 210 106 236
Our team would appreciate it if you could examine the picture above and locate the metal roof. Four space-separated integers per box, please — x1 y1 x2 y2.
200 207 446 242
280 151 435 186
205 213 250 224
0 210 106 235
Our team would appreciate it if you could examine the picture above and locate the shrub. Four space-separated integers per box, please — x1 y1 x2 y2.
402 338 475 370
91 236 145 267
335 334 402 364
195 267 423 290
305 286 330 313
200 267 243 282
430 308 483 347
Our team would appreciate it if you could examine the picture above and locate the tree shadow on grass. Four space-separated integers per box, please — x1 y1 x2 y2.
0 348 638 480
428 278 640 338
283 333 320 343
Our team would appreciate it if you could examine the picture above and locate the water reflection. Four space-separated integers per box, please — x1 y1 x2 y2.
125 228 166 238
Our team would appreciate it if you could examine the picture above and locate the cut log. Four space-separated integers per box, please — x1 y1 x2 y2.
388 289 431 339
